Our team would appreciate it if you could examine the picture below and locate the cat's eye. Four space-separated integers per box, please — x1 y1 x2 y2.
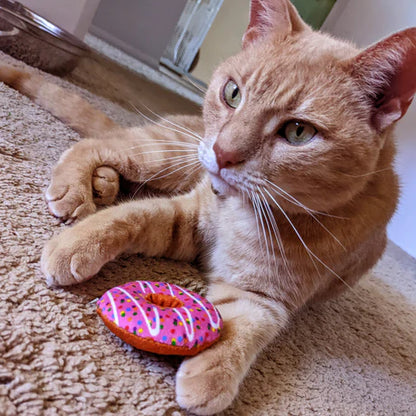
281 121 317 145
222 80 241 109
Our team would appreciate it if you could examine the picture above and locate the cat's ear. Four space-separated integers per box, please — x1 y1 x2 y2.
242 0 310 48
349 28 416 131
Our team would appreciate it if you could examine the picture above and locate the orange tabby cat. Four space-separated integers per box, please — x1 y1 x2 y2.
1 0 415 414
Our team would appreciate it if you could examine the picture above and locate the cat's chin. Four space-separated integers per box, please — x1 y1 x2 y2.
209 174 240 198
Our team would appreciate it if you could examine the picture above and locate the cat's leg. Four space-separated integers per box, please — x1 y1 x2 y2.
46 115 204 221
176 281 290 415
41 179 210 286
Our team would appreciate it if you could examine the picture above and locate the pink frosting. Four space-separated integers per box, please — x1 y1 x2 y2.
97 281 223 350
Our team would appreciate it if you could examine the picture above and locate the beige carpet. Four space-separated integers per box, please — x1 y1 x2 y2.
1 51 416 416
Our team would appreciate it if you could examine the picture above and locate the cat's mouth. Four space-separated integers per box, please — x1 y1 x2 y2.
198 142 241 197
209 173 240 197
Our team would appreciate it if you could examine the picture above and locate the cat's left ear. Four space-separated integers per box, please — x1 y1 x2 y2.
348 27 416 131
242 0 310 48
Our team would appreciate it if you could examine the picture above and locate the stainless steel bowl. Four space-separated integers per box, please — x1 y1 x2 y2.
0 0 91 75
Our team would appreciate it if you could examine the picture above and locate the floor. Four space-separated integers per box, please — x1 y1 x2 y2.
63 38 201 120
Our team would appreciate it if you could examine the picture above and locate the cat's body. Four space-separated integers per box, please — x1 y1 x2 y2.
1 0 415 414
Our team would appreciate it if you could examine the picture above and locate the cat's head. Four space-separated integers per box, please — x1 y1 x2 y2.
198 0 416 213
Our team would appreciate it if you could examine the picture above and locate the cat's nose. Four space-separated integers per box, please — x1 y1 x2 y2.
213 142 245 170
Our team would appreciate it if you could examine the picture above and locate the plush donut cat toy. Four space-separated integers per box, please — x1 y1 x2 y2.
97 281 223 355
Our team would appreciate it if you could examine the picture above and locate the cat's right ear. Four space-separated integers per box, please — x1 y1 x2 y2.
242 0 310 48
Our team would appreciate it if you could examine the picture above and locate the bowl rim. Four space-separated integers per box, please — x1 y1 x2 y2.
0 0 90 55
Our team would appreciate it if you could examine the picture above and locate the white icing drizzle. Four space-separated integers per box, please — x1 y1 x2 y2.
167 283 175 297
145 281 156 293
173 285 222 329
164 283 195 341
137 281 146 293
115 286 160 337
107 291 119 326
173 306 195 342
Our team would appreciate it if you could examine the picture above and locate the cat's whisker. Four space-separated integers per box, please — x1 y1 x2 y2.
263 180 349 243
338 167 392 178
134 107 201 142
151 160 201 182
147 159 201 185
257 186 294 284
252 192 273 275
254 194 271 266
128 152 198 171
145 156 200 180
262 187 355 292
255 190 281 287
122 139 199 152
129 102 202 143
177 163 202 184
263 181 347 251
148 154 199 164
132 157 200 198
137 101 204 142
182 73 207 94
263 187 330 287
249 189 300 308
264 178 347 220
131 161 201 200
248 190 268 265
130 149 197 157
132 155 199 174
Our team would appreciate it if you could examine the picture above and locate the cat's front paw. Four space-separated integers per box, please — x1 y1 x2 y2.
41 225 111 286
176 345 240 415
92 166 119 206
45 179 96 222
46 165 119 222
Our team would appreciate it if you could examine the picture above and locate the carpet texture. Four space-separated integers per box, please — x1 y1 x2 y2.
1 51 416 416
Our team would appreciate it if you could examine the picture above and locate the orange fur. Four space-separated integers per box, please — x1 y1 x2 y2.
1 1 415 414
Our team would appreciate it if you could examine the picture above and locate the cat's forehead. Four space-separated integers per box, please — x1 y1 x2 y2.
248 36 353 81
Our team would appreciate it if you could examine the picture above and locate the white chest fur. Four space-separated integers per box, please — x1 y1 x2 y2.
207 196 284 294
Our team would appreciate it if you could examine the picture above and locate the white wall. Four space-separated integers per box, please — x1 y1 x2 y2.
322 0 416 258
91 0 187 68
191 0 250 83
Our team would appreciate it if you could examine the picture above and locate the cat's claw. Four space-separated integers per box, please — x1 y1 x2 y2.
176 345 239 415
45 166 119 221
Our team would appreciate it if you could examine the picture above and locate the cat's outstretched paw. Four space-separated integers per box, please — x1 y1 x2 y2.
45 165 119 222
41 223 113 286
176 345 239 415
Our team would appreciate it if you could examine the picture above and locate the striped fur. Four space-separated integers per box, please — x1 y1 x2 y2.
0 65 117 137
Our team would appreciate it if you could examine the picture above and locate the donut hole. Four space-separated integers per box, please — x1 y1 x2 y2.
145 293 184 309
